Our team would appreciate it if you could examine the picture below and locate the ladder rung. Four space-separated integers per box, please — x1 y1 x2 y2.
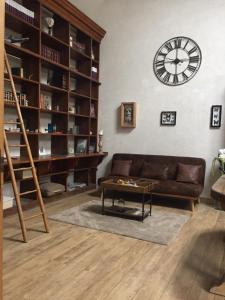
13 167 32 172
4 121 21 125
24 213 43 221
8 144 27 147
20 190 37 196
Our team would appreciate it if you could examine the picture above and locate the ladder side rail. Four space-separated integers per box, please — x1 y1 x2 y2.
3 131 27 242
4 51 49 234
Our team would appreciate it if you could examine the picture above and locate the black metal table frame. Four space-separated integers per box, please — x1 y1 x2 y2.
101 188 153 222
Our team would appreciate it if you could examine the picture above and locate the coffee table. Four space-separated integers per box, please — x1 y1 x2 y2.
101 178 158 222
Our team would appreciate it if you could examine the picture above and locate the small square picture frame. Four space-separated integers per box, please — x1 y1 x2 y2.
210 105 222 128
160 111 176 126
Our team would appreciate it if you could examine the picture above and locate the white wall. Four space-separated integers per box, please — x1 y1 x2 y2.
70 0 225 197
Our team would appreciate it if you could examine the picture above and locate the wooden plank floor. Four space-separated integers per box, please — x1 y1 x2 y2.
3 191 225 300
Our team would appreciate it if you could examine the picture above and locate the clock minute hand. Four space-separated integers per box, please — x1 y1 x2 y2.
179 58 189 62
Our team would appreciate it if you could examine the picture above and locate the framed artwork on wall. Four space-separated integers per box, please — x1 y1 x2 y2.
210 105 222 128
120 102 137 128
161 111 176 126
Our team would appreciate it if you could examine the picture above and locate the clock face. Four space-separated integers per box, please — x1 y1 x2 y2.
153 36 202 86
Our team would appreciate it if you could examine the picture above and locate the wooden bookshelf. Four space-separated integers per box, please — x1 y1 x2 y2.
4 0 107 213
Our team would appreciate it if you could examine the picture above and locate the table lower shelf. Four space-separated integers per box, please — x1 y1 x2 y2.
103 205 150 220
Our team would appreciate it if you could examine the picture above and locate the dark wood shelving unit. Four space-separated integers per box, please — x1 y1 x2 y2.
4 0 107 214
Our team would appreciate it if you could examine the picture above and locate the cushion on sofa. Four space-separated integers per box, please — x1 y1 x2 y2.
130 159 144 177
176 163 202 184
152 180 203 198
141 161 169 180
111 160 132 177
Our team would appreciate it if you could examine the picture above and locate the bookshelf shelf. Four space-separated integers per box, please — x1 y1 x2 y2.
4 0 106 211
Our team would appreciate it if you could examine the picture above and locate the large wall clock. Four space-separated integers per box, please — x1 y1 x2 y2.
153 36 202 86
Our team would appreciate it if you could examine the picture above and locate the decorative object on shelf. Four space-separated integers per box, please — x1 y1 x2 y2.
153 36 202 86
11 67 24 78
68 105 75 114
48 123 53 133
210 105 222 128
161 111 176 126
91 66 98 79
72 125 79 134
70 58 77 71
76 139 87 153
120 102 136 128
90 103 96 118
45 16 54 36
39 146 46 156
72 41 86 53
89 144 95 153
68 147 74 155
5 35 29 46
98 129 103 153
91 49 95 60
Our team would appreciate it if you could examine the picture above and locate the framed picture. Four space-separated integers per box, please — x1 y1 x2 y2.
120 102 137 128
161 111 176 126
210 105 222 128
76 139 87 154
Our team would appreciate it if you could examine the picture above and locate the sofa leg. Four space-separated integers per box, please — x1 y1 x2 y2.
190 201 195 212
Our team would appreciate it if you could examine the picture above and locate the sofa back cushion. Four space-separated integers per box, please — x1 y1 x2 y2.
111 159 132 177
130 159 144 177
176 163 202 184
140 161 169 180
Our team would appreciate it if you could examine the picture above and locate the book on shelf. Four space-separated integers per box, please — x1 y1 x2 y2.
5 0 35 25
4 90 28 106
41 45 60 64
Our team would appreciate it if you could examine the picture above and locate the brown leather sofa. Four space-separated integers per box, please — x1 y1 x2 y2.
99 153 206 211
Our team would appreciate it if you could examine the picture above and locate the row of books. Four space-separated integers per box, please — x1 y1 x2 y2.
4 90 29 106
5 0 35 25
41 45 60 64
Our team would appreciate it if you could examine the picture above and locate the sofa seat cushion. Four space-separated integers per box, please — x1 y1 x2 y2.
152 180 203 198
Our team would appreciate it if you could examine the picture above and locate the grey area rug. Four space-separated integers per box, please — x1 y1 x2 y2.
50 200 190 245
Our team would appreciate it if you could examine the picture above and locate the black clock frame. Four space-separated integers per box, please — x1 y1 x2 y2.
153 36 202 86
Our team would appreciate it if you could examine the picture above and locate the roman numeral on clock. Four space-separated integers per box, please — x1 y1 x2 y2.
158 51 167 57
157 67 166 77
189 55 199 63
182 72 188 81
163 72 171 83
183 40 189 49
187 64 197 72
165 42 173 52
188 46 197 55
156 60 165 67
173 74 178 84
174 38 182 48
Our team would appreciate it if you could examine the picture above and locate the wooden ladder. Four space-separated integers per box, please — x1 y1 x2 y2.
4 50 49 242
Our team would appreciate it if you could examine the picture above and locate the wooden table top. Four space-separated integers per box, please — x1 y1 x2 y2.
101 178 158 194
